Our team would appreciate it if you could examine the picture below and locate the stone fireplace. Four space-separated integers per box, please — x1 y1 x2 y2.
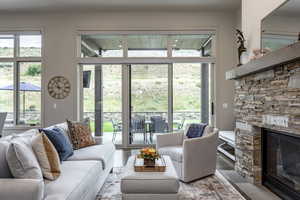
262 128 300 199
226 42 300 199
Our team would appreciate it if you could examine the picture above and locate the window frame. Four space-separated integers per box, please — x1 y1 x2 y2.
0 31 43 128
77 30 217 64
77 30 217 148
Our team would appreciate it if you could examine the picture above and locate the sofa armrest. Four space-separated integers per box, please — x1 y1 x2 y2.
0 178 44 200
156 132 184 149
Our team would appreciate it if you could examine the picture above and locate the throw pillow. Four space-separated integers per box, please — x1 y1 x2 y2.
186 123 207 138
54 123 73 148
32 132 61 180
67 119 95 150
6 138 43 179
40 128 74 161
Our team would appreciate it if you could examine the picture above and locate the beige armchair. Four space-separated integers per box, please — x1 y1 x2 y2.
156 126 219 182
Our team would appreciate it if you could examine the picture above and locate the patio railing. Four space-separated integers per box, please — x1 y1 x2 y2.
83 111 201 122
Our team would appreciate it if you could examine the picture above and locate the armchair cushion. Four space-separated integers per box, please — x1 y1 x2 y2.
158 146 183 162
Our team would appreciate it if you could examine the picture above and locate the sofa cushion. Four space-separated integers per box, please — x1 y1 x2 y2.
6 137 43 179
0 132 37 178
32 132 61 180
67 143 115 170
48 122 73 148
44 160 102 200
158 146 183 163
67 119 96 150
41 128 73 161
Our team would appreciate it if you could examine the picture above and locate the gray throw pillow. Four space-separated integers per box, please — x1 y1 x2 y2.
6 138 43 179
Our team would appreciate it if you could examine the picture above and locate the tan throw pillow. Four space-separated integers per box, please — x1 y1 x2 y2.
32 132 61 180
67 119 96 150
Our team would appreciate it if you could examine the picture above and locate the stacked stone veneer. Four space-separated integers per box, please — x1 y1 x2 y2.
234 60 300 184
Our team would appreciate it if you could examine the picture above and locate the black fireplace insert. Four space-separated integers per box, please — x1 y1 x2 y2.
262 129 300 200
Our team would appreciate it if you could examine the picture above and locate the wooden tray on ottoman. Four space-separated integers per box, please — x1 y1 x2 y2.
134 156 166 172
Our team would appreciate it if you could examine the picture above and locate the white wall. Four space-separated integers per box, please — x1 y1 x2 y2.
241 0 287 59
0 10 237 131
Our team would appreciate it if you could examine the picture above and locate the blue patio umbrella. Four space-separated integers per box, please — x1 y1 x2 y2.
0 82 41 118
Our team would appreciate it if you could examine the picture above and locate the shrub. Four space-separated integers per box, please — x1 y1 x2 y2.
26 64 41 76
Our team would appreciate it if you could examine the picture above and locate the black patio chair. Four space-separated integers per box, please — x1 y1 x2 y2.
130 115 146 144
149 116 168 143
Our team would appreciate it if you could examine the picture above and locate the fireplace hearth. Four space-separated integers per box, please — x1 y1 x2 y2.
262 129 300 200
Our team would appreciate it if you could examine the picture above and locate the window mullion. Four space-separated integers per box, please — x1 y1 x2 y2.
15 34 20 58
168 63 173 132
13 62 19 125
167 35 172 58
123 35 128 58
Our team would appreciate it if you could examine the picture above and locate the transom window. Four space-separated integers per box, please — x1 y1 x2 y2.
0 32 42 127
80 33 215 58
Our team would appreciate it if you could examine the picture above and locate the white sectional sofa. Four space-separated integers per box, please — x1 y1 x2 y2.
0 122 116 200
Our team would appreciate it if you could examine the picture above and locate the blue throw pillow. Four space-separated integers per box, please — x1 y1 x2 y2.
40 128 74 161
186 123 207 139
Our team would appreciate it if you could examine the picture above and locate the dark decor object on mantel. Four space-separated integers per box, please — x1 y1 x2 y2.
236 29 247 67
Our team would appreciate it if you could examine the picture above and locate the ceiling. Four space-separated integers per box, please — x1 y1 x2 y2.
0 0 241 12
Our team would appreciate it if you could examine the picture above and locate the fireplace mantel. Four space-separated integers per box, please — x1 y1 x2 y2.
228 42 300 186
226 42 300 80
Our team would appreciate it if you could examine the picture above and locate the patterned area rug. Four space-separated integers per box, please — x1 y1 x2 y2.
96 168 246 200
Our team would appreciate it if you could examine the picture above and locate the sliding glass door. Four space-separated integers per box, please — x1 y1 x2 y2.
82 64 122 144
81 63 213 146
173 63 211 131
130 64 169 145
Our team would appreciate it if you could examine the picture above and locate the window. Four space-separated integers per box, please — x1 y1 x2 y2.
0 63 14 124
81 35 123 57
78 31 216 147
0 32 42 127
80 33 215 58
262 34 297 52
173 63 202 127
19 35 42 57
171 34 213 57
127 35 168 57
0 35 14 58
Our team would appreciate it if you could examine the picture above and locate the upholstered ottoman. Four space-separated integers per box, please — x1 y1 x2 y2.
121 155 179 200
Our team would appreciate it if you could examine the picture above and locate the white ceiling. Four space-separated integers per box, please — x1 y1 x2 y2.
0 0 241 12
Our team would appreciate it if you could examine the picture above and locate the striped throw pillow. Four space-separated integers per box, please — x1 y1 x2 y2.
32 132 61 180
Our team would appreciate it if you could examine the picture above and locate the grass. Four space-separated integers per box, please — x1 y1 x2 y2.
90 121 114 133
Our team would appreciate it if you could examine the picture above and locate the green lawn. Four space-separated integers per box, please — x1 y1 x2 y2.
90 121 114 133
